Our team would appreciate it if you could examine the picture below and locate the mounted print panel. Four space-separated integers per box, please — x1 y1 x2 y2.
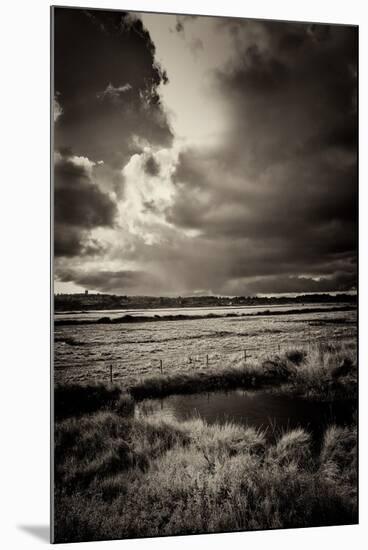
51 6 358 544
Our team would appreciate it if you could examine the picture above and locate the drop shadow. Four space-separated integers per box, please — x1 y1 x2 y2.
17 525 50 543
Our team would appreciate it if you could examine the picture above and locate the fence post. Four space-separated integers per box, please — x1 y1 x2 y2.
244 349 247 361
206 354 209 366
160 359 163 374
110 365 113 384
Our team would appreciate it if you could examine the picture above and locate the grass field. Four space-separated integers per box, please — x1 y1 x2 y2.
53 343 357 543
54 308 357 386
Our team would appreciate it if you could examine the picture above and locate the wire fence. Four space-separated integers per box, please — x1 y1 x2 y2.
104 333 356 383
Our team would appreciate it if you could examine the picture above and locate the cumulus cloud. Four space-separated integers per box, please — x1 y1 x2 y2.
119 146 179 244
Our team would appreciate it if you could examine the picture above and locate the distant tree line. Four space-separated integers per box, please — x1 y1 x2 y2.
54 292 356 312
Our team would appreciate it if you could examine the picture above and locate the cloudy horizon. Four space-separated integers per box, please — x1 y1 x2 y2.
53 8 357 297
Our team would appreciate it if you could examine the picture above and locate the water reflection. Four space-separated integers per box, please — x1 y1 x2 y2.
135 390 355 442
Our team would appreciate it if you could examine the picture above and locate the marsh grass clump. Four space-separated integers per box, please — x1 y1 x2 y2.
268 428 313 469
261 356 295 380
320 425 357 488
284 343 357 400
165 417 267 459
54 411 191 493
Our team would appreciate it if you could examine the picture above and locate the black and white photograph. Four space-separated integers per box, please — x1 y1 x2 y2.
52 6 358 544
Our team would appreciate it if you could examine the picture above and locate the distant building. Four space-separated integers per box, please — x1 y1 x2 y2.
85 290 88 295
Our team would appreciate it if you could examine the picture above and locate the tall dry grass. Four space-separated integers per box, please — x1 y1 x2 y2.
54 412 357 542
283 342 357 400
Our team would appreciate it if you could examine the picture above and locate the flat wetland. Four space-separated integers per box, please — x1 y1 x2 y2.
53 302 358 542
54 302 356 385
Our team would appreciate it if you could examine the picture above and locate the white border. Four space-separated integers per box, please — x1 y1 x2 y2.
1 1 366 548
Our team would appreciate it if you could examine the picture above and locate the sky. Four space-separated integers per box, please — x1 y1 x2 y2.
53 8 357 296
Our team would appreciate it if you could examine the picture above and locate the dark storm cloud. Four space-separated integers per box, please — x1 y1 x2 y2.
238 272 357 295
54 151 117 257
166 20 357 294
215 22 357 173
53 8 173 167
54 227 106 258
56 267 162 295
54 154 117 228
